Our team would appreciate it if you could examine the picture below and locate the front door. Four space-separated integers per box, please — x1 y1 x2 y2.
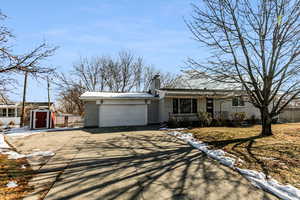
35 112 47 128
206 98 214 118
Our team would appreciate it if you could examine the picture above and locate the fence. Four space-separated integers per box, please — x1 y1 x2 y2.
279 108 300 123
55 115 83 128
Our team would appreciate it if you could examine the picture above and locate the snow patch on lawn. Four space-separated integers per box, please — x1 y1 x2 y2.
168 131 300 200
160 127 188 131
0 133 10 149
3 150 55 160
6 181 18 188
169 131 235 168
4 126 80 138
0 133 55 159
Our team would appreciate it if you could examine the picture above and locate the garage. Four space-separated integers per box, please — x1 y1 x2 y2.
99 104 147 127
80 92 154 128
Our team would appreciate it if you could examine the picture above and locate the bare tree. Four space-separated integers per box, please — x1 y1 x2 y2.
0 11 57 96
103 51 143 92
56 50 182 114
187 0 300 136
55 73 85 115
73 56 107 92
141 65 183 91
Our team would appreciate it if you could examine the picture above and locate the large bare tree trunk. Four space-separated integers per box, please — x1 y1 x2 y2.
260 107 272 136
186 0 300 137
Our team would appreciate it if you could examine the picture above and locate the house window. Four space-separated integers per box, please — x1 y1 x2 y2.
180 99 192 113
173 99 179 114
8 108 15 117
232 96 245 107
173 98 197 114
0 108 7 117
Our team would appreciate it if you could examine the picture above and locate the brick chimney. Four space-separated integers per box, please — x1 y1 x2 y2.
150 74 161 96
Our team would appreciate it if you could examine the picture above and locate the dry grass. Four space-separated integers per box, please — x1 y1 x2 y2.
0 154 33 200
189 123 300 188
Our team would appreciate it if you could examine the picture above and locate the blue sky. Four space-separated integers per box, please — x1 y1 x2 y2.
2 0 205 102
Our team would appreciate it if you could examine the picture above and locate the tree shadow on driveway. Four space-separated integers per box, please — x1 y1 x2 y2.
25 131 277 200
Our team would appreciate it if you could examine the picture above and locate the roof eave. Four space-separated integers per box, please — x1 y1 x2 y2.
80 96 156 100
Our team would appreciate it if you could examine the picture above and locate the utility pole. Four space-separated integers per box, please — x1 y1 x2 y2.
47 76 51 110
20 71 28 127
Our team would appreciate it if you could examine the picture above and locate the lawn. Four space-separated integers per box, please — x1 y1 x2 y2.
189 123 300 189
0 154 33 200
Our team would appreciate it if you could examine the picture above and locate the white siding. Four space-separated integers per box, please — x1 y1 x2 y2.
159 98 173 122
148 99 159 124
84 102 99 127
214 99 260 119
0 117 20 127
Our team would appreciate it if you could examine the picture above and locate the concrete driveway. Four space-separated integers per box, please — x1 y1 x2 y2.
8 127 277 200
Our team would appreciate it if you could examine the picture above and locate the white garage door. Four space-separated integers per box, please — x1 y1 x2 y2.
99 104 147 127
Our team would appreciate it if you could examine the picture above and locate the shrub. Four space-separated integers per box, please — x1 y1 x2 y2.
231 112 246 126
8 121 15 128
213 112 228 126
167 116 180 128
197 112 213 127
180 117 192 127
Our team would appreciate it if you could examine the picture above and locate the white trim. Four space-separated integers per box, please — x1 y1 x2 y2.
145 105 148 125
98 105 101 128
31 110 50 129
80 92 154 100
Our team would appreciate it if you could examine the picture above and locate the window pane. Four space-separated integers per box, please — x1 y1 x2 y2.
173 99 178 114
232 97 238 106
232 96 244 106
180 99 191 113
8 108 15 117
0 108 6 117
239 97 245 106
192 99 197 113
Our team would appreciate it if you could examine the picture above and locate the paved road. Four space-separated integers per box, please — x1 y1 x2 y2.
9 127 277 200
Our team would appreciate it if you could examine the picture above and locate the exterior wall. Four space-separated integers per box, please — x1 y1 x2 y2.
0 117 20 127
84 99 151 127
0 105 20 127
214 99 261 119
159 98 173 122
84 101 99 127
148 99 159 124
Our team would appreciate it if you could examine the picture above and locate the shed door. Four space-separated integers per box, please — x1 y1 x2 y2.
99 104 147 127
35 112 47 128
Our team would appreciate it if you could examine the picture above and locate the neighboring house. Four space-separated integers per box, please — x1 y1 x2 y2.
0 102 55 127
0 103 21 127
80 75 265 128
